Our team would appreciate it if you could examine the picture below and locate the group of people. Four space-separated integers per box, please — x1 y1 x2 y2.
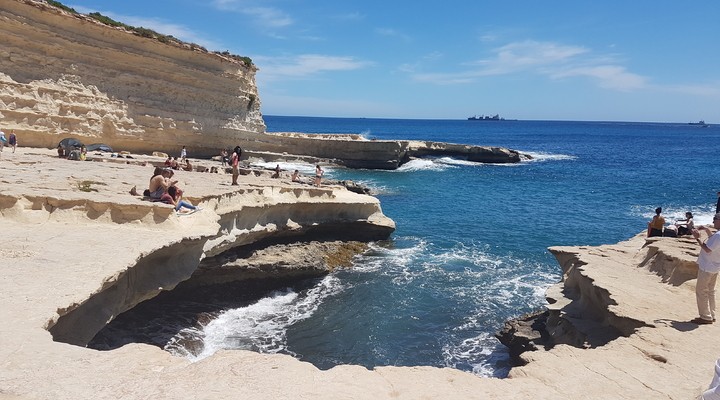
647 207 695 238
269 164 324 186
646 201 720 329
136 167 200 214
0 130 18 156
57 144 87 161
217 146 325 187
164 156 192 171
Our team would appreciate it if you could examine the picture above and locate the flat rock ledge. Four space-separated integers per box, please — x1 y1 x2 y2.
0 149 718 399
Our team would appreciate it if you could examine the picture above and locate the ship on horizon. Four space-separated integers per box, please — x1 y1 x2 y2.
688 120 709 127
468 114 503 121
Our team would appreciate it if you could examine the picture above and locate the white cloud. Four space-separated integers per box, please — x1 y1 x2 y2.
211 0 293 30
662 83 720 97
332 12 364 22
412 40 650 91
375 28 412 42
255 54 372 81
550 65 647 91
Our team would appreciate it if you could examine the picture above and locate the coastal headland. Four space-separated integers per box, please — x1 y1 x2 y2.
0 1 718 399
0 149 718 399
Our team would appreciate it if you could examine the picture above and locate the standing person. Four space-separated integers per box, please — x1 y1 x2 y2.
8 130 16 153
0 130 5 157
647 207 665 237
231 146 241 185
691 213 720 324
220 149 228 166
180 146 187 160
716 192 720 214
314 164 324 187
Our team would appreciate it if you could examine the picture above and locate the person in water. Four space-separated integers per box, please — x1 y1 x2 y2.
647 207 665 237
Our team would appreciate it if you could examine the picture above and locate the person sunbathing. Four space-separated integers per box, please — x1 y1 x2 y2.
161 186 200 214
147 167 176 200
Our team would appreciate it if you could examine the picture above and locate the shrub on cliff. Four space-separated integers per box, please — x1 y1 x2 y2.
46 0 77 13
45 1 254 68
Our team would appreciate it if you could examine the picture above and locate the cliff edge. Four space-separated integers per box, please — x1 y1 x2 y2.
0 147 718 399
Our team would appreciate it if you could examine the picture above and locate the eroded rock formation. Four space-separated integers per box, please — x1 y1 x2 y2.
1 148 719 399
0 0 527 168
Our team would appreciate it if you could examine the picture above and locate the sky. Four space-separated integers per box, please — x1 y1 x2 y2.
65 0 720 122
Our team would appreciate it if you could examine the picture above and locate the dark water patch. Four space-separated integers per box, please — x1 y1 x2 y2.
87 277 324 353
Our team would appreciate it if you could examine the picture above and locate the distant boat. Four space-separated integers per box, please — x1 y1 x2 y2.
468 114 503 121
689 120 709 127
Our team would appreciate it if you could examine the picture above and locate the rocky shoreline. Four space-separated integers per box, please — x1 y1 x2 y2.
1 1 718 398
1 147 718 399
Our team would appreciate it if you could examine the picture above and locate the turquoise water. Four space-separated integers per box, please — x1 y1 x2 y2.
91 117 719 377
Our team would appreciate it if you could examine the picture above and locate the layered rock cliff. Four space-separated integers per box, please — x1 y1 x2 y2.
0 0 527 168
0 0 265 156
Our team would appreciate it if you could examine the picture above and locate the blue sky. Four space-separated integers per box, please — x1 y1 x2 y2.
66 1 719 122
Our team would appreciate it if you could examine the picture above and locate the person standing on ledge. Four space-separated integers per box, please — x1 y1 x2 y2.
715 191 720 214
691 213 720 324
180 145 187 160
314 164 324 187
230 145 241 185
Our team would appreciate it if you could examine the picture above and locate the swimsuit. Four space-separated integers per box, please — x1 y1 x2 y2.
149 186 165 199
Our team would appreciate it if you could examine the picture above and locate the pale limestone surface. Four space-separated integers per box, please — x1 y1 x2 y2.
0 147 718 399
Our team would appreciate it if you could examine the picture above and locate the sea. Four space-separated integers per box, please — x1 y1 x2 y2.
89 116 719 378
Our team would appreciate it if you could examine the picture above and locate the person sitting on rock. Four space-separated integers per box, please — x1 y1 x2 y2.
675 212 695 236
147 167 177 200
291 170 301 183
182 159 193 172
164 156 173 167
271 164 281 179
647 207 665 237
161 186 199 214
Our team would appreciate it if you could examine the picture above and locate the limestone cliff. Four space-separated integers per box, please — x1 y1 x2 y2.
0 0 265 156
0 0 527 168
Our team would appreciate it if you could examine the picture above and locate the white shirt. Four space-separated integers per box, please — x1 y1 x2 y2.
698 231 720 273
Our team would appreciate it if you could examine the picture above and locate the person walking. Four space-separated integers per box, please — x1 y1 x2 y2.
8 130 17 153
691 213 720 324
